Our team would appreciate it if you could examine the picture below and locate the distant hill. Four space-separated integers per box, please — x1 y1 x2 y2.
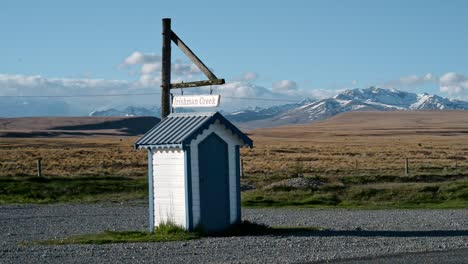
0 116 160 137
89 106 160 117
249 110 468 139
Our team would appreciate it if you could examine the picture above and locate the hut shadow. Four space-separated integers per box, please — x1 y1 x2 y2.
265 228 468 238
220 223 468 238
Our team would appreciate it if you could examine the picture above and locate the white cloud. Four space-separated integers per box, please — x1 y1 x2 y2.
305 88 343 99
0 74 161 115
439 72 468 96
383 73 437 88
122 51 203 83
172 61 201 76
0 73 312 115
140 63 161 75
10 68 422 116
219 81 275 98
240 72 258 82
423 73 436 81
272 80 298 95
372 72 468 99
440 72 467 84
138 74 161 87
122 51 161 66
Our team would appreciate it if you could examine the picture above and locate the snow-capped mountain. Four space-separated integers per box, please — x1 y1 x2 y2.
89 106 204 117
86 88 468 128
89 106 160 117
409 93 468 110
236 87 468 128
335 87 468 110
225 98 314 123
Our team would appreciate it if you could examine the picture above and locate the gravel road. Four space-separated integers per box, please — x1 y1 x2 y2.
1 201 467 263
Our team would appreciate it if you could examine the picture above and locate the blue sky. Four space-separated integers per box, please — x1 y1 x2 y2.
1 0 468 115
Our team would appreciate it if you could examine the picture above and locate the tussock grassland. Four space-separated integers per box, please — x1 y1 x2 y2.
0 137 147 203
0 111 467 207
242 134 468 185
241 111 468 208
0 138 146 178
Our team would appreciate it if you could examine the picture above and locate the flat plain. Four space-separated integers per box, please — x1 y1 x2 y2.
0 111 467 263
0 111 467 207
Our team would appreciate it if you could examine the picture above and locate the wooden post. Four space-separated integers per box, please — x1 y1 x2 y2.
160 18 225 112
240 158 244 178
37 158 42 177
405 158 409 176
161 18 172 119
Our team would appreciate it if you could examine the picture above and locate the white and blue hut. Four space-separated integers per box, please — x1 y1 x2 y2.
135 112 253 232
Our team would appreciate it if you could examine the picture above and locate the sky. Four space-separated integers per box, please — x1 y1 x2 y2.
1 0 468 116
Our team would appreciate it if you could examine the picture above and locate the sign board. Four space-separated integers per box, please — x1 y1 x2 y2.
172 95 220 108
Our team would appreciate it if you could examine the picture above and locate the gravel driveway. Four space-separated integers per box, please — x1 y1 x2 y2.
1 201 467 263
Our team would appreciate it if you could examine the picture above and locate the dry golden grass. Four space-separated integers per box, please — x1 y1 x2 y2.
0 111 467 180
0 111 467 207
0 137 147 178
242 111 468 178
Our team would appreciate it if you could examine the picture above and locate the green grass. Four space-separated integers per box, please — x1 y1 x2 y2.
0 176 147 204
1 170 466 210
36 221 321 245
38 222 199 245
242 178 468 209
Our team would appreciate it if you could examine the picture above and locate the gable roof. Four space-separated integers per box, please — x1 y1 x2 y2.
135 112 253 149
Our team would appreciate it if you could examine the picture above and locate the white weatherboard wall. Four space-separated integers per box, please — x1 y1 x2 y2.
152 148 186 228
189 120 244 228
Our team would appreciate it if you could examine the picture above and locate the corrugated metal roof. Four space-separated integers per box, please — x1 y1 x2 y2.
135 112 253 149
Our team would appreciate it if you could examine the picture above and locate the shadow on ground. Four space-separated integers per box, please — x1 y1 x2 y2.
267 228 468 238
221 223 468 238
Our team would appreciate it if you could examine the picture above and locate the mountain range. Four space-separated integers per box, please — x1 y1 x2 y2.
88 87 468 128
225 99 314 122
89 106 160 117
229 87 468 128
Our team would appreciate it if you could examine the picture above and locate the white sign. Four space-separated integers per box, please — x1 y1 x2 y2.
172 95 221 108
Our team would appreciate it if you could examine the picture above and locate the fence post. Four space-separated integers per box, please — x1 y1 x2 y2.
37 158 42 177
405 158 409 176
240 158 244 178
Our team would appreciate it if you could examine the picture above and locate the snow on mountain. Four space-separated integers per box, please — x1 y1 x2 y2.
225 98 314 123
236 87 468 128
90 106 160 117
334 87 418 108
410 93 468 110
87 88 468 129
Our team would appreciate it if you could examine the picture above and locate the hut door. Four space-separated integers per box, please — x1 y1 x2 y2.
198 133 230 232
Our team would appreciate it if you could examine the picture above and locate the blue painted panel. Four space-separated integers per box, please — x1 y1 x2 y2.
235 146 241 224
148 149 154 232
198 133 230 232
184 146 193 230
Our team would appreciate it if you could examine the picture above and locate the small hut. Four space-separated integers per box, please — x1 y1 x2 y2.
135 112 253 232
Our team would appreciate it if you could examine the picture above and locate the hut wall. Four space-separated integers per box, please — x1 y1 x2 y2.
152 147 186 228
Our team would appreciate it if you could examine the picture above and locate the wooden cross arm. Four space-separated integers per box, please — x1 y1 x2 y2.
170 31 219 80
170 79 225 89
